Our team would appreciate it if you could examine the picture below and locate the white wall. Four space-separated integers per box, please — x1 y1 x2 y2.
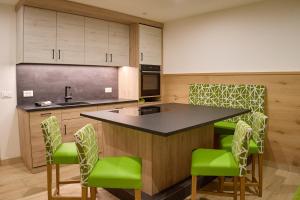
0 4 20 160
163 0 300 74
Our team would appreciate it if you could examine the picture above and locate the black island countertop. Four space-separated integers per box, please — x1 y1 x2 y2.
17 99 138 112
81 103 250 136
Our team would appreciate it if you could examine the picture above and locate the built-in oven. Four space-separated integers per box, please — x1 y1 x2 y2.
140 64 161 98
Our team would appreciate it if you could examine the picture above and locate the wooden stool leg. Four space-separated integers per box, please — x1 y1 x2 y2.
258 154 263 197
134 189 141 200
47 164 52 200
55 164 60 195
91 187 97 200
240 176 245 200
233 176 238 200
218 176 224 192
82 186 88 200
252 155 256 182
191 176 197 200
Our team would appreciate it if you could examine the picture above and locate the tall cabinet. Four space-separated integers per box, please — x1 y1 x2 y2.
139 24 162 66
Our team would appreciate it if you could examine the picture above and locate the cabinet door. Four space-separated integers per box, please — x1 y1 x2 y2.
23 7 57 63
62 118 98 142
29 110 62 168
85 17 109 66
108 22 129 66
139 25 162 65
57 13 85 65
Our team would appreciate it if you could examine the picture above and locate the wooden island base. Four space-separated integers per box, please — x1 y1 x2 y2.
101 122 214 198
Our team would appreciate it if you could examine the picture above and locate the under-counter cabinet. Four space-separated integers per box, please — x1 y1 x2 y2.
139 24 162 65
17 102 137 173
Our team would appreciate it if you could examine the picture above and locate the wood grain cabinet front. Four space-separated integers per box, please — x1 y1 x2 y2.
29 110 62 168
18 103 137 173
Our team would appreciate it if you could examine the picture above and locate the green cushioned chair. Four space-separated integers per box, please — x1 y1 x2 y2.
219 112 268 197
191 120 252 200
74 124 142 200
41 116 80 200
214 121 236 135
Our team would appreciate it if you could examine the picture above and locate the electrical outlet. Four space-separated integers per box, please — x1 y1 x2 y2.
23 90 34 97
105 87 112 93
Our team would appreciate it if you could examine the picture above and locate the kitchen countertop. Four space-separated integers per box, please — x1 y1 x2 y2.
81 103 250 136
17 99 138 112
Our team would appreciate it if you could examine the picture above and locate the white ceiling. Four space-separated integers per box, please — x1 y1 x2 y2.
1 0 263 22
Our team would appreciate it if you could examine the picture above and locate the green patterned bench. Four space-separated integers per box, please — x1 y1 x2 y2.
189 83 266 134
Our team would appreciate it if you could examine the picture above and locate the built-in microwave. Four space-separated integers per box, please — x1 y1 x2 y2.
140 65 161 98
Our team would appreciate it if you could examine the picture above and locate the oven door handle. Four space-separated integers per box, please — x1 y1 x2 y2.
141 71 161 74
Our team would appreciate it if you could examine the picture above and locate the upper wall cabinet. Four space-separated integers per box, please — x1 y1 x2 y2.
57 13 85 65
85 17 109 66
19 7 57 64
139 25 162 66
108 22 130 66
85 18 129 66
17 6 129 66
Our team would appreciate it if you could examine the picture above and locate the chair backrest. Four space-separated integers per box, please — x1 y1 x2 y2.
231 120 252 176
252 112 268 154
189 83 266 125
40 116 62 164
74 124 99 186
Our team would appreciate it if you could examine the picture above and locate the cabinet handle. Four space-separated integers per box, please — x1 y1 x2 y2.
40 113 52 117
141 52 143 62
52 49 55 59
110 54 112 62
58 50 61 60
64 124 67 135
105 53 108 62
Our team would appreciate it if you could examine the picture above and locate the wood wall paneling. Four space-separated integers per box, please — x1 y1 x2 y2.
162 72 300 173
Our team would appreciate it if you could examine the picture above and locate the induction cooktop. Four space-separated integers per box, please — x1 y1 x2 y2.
109 105 169 116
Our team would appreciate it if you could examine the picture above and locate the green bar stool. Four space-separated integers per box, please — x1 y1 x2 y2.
74 124 142 200
41 116 81 200
219 112 267 197
191 120 252 200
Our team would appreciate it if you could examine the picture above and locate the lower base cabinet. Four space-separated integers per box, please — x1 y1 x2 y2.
18 102 137 173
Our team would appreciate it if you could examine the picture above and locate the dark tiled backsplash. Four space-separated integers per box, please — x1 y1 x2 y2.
17 64 118 105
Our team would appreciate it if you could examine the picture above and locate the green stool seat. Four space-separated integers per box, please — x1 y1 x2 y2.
220 135 259 154
88 156 142 189
191 148 239 177
214 121 236 135
53 142 79 164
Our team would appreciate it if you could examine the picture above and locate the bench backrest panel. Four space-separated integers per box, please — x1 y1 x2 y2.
189 83 266 124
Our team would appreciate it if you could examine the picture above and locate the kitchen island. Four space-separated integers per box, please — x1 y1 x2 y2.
81 103 248 200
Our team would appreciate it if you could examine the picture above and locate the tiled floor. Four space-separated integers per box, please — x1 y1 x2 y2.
0 160 299 200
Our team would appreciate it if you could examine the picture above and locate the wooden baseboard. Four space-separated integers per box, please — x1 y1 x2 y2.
0 157 22 166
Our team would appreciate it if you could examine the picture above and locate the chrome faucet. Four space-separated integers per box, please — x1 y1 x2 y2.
64 86 72 102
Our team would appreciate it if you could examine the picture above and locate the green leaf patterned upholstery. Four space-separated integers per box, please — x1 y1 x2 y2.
191 120 252 177
219 112 268 154
189 83 266 125
251 112 268 154
74 124 142 189
41 116 63 164
74 124 99 186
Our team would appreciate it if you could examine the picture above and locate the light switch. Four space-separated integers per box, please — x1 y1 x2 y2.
23 90 34 97
105 87 112 93
0 90 13 98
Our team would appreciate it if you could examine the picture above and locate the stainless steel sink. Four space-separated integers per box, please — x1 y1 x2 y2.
56 101 90 106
